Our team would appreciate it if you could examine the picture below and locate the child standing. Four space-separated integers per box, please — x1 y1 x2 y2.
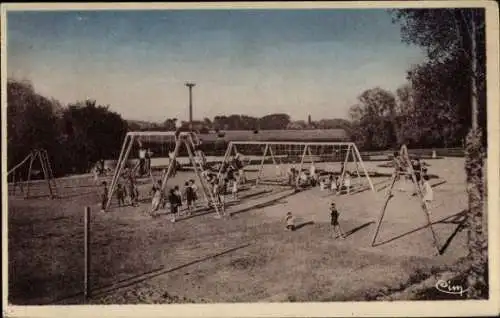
127 176 139 207
168 188 180 222
219 178 227 213
285 212 295 231
287 166 294 186
174 185 182 210
150 183 162 215
344 172 352 195
100 181 108 213
189 179 198 207
212 179 220 205
331 176 338 194
232 179 239 200
422 175 434 214
330 202 345 239
93 165 100 184
116 183 125 207
184 181 195 215
299 171 308 187
319 179 326 191
309 163 316 179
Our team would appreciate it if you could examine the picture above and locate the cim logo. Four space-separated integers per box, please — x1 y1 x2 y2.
435 279 468 296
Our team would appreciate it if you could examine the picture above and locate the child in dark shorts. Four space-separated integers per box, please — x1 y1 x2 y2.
116 183 125 207
189 179 198 206
184 181 195 215
100 181 108 212
169 188 181 222
285 212 295 231
330 202 345 239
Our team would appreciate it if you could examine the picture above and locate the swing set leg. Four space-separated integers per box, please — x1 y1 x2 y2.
371 173 398 246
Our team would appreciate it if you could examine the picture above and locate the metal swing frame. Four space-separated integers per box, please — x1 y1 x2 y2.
7 149 58 199
217 141 376 194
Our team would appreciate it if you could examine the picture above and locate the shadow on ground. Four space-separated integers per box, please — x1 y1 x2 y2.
372 209 467 256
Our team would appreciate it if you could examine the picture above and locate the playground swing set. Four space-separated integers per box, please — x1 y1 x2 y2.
7 148 58 200
216 141 376 195
104 131 224 218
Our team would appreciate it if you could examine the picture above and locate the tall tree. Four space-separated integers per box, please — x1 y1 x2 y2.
7 79 62 176
392 8 487 298
349 87 399 150
61 100 128 173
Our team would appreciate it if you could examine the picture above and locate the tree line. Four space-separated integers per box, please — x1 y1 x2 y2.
6 79 353 177
131 114 352 133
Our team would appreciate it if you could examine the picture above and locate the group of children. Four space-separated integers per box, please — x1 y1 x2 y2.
200 160 242 216
318 172 353 195
287 163 319 187
150 179 199 221
99 166 140 212
286 162 354 195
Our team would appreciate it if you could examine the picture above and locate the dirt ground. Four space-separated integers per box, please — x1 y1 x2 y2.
7 157 472 304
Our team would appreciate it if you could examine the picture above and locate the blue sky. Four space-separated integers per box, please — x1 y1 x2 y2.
7 9 426 122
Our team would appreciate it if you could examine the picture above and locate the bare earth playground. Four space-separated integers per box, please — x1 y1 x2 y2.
8 148 474 304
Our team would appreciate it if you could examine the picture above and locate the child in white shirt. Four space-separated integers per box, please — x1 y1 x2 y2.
285 212 295 231
232 179 238 200
331 176 338 194
344 172 352 195
422 175 433 214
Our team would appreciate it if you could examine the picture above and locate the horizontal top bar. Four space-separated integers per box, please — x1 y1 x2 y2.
228 141 355 146
126 131 189 137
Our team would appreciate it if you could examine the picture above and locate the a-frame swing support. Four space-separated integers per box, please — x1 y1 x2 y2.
7 149 58 199
371 144 441 255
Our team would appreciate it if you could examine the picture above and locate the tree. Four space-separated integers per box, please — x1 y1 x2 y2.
213 115 228 131
60 100 128 173
349 87 399 150
405 61 468 147
258 113 291 130
7 79 62 176
392 8 487 299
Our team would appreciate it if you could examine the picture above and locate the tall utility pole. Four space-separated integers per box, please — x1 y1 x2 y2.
185 82 195 131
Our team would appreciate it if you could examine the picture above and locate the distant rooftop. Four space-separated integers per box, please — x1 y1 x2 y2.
198 129 349 142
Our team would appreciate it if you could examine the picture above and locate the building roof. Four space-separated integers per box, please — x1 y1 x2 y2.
198 129 348 142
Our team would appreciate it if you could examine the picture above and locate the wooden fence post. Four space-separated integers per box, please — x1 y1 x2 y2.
84 206 91 301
